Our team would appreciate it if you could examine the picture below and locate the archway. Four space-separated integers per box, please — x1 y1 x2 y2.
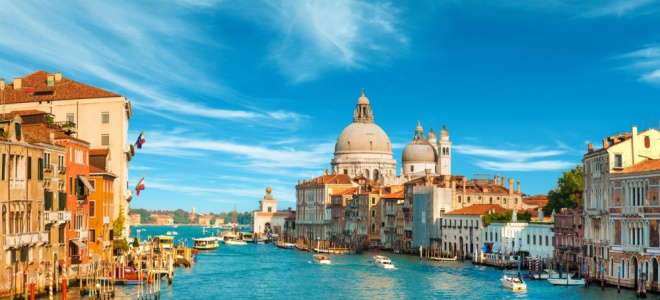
373 169 379 181
632 256 639 289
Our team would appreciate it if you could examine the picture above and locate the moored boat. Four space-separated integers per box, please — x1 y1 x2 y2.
313 254 331 264
374 255 395 269
275 242 295 250
547 277 586 286
224 238 248 246
501 275 527 291
193 237 219 250
524 269 574 280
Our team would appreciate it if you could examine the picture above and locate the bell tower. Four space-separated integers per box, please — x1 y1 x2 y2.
437 124 452 176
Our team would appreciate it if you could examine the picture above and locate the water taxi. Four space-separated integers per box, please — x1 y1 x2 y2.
313 254 331 264
152 236 175 254
241 232 255 243
501 275 527 291
547 277 586 286
193 237 219 250
374 255 395 269
224 238 248 246
524 269 574 280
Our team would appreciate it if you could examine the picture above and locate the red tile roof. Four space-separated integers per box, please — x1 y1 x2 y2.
1 110 49 121
298 174 353 186
614 159 660 174
382 190 404 199
331 187 359 196
90 148 108 156
444 204 510 215
3 70 120 104
22 124 54 144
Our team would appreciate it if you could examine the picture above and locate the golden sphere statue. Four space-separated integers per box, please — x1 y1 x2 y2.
266 187 272 194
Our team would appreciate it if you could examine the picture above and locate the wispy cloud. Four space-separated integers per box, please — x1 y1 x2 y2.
254 0 408 83
580 0 656 18
618 46 660 84
455 144 576 172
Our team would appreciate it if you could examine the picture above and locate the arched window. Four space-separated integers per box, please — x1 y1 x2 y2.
410 165 414 172
371 210 375 217
365 169 370 179
373 169 379 181
458 196 462 203
489 197 493 204
371 223 376 232
467 197 471 203
515 198 518 204
503 198 507 205
343 169 348 175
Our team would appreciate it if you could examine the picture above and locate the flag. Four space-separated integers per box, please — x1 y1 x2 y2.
135 175 145 196
135 130 145 149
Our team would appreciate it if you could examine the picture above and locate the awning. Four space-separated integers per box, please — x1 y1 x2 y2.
78 175 95 193
70 239 87 249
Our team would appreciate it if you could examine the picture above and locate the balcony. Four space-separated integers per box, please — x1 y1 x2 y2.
58 211 72 223
77 230 88 240
3 232 48 248
404 225 412 231
622 207 644 218
44 165 53 173
103 216 110 225
586 209 603 218
385 210 397 216
384 226 397 233
103 241 110 248
44 211 59 224
622 244 644 254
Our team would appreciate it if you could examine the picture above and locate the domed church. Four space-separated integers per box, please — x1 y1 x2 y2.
331 89 398 184
401 121 452 178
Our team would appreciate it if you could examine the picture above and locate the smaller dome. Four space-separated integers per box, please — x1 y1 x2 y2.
440 124 449 137
427 127 436 140
357 88 370 104
415 120 423 134
402 139 436 163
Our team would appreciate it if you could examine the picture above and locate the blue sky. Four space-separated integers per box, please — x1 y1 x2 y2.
2 1 660 214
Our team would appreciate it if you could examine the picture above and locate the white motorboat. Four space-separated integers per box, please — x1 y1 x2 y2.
531 269 574 280
224 237 247 246
313 254 331 265
547 277 586 286
374 255 395 269
193 237 219 250
501 275 527 291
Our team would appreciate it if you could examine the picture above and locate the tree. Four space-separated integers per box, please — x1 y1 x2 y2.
482 211 531 226
130 208 155 224
172 209 192 224
543 165 584 216
113 205 126 237
132 237 140 248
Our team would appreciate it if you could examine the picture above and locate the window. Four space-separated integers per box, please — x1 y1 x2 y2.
527 234 530 244
267 207 272 212
58 155 65 171
27 157 31 180
614 154 623 169
69 177 73 195
371 197 375 205
89 229 95 242
101 112 109 124
458 196 461 203
546 236 549 246
66 113 74 123
515 198 518 204
101 134 110 146
89 201 96 217
89 179 96 191
467 196 471 203
503 198 507 205
44 152 51 168
410 165 414 172
58 226 65 243
489 197 493 204
371 223 376 232
1 153 4 180
371 210 375 217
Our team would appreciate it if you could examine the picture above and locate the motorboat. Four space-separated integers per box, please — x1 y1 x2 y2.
193 237 219 250
501 275 527 291
374 255 395 269
224 237 247 246
275 242 295 250
152 236 174 254
242 233 255 243
313 254 331 264
548 277 586 286
525 269 574 280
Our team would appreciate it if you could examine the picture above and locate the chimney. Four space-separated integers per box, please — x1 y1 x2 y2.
508 178 514 194
358 186 362 194
47 74 55 87
502 176 505 187
0 78 4 91
517 181 520 193
14 78 22 89
54 72 62 82
588 143 593 153
49 130 55 141
602 138 609 149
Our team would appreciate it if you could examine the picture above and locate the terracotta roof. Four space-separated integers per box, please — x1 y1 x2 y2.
331 187 359 196
522 199 548 208
1 110 49 121
382 190 404 199
89 165 105 173
298 174 353 186
3 70 121 104
90 148 108 156
614 159 660 174
444 204 510 215
22 124 54 144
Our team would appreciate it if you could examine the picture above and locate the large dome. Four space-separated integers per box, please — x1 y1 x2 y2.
402 139 436 163
334 123 392 154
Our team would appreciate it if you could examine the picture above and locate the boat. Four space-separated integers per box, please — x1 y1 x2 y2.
242 232 255 243
313 254 331 265
429 256 458 262
501 275 527 291
152 236 175 254
193 237 219 250
275 242 295 250
114 266 146 285
374 255 395 269
547 277 586 286
223 205 248 246
224 238 248 246
524 269 574 280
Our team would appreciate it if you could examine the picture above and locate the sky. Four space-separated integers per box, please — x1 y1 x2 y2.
1 0 660 214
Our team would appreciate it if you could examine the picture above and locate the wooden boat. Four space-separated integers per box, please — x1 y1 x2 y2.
114 266 146 285
275 242 295 250
374 255 395 269
548 277 586 286
429 256 458 262
193 237 219 250
313 254 331 264
223 205 247 246
501 275 527 291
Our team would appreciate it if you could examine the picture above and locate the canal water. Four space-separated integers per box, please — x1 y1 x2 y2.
55 225 643 299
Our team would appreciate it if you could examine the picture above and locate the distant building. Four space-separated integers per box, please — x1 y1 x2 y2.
253 187 288 238
152 214 173 225
213 218 224 226
129 214 141 226
552 207 583 272
296 174 354 241
443 204 509 259
197 215 212 226
482 220 554 259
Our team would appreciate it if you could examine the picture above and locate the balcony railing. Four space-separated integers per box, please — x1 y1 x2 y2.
586 209 603 218
103 216 110 225
77 230 88 240
385 210 397 216
58 211 72 223
44 211 59 224
3 232 49 247
384 226 396 233
622 244 644 254
404 225 412 231
622 207 644 218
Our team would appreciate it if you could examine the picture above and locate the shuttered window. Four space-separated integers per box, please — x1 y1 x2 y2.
1 153 5 180
27 157 32 180
38 158 43 180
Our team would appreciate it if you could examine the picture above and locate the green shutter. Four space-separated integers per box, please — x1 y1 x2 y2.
1 153 4 180
38 158 43 180
59 192 67 210
27 157 32 180
69 177 72 195
15 123 21 140
44 191 53 210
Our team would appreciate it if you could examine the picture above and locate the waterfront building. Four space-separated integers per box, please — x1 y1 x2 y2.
401 121 451 179
443 204 508 259
213 218 224 226
129 213 141 226
0 115 56 296
1 72 133 238
582 125 660 279
152 215 173 225
330 90 399 184
381 189 404 250
607 159 660 290
552 207 584 273
252 187 288 238
329 186 358 244
340 178 385 248
88 160 116 263
295 174 353 241
283 209 296 241
53 128 93 270
482 220 554 259
197 215 212 226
